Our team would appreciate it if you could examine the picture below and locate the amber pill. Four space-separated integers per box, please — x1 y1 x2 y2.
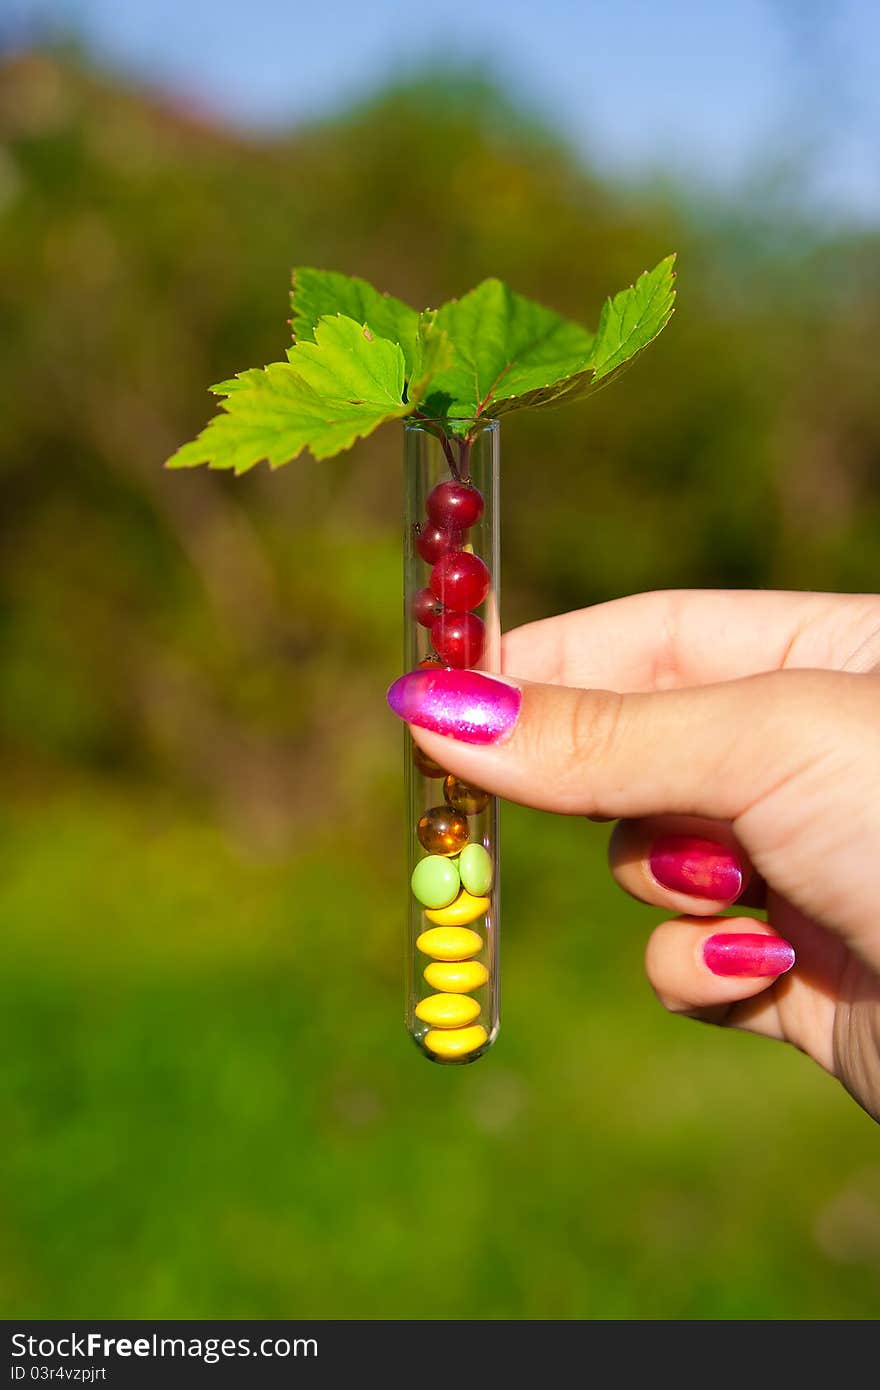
413 744 446 778
443 775 491 816
417 805 470 856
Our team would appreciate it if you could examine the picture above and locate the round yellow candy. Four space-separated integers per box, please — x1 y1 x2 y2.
424 891 490 926
415 993 481 1029
416 926 482 960
424 1024 489 1059
424 960 489 994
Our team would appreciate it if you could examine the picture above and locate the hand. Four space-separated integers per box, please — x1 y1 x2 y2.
387 590 880 1122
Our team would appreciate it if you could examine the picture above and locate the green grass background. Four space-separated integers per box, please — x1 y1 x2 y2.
2 789 878 1318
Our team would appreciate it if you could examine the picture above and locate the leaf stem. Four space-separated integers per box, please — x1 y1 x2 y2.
457 436 472 482
413 412 460 479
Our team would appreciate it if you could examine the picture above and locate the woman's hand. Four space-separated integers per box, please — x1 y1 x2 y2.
387 590 880 1122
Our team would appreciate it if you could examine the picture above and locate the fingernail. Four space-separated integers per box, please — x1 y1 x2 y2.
649 836 743 902
703 932 795 978
386 668 522 745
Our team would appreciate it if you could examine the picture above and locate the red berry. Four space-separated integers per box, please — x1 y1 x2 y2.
411 586 442 627
430 551 490 611
416 524 464 564
426 481 484 530
431 611 485 668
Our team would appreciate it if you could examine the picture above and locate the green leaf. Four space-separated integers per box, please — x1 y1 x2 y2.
291 267 420 374
422 255 676 421
167 259 677 471
165 315 415 473
407 310 454 403
422 279 594 419
588 254 677 384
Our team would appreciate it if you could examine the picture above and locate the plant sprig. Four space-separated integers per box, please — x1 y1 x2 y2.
166 256 676 474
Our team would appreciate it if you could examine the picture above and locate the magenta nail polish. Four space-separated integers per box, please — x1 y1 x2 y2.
649 835 743 902
386 668 522 745
703 933 795 978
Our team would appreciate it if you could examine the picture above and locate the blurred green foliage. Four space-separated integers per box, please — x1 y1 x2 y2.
1 51 880 1319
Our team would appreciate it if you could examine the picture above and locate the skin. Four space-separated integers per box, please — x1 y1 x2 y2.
405 590 880 1124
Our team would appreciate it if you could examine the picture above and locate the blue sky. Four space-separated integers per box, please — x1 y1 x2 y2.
8 0 880 218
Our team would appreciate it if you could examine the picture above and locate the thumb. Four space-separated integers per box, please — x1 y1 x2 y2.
387 664 860 821
387 665 880 946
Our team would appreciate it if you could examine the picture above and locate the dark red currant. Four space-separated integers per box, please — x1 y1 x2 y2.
411 586 442 627
431 611 485 668
416 524 464 564
430 551 490 611
426 481 484 530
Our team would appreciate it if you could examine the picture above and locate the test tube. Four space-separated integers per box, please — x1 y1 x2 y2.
402 416 500 1064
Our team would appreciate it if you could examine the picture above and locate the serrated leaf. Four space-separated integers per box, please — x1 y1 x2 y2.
422 278 595 419
508 254 678 412
291 267 421 375
168 259 677 472
407 310 454 403
422 255 676 421
589 255 677 382
165 315 414 473
209 373 257 395
283 313 407 400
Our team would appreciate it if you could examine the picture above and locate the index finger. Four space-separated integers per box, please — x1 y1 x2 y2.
501 589 880 691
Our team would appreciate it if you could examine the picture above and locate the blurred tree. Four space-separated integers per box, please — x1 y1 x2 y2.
0 50 878 847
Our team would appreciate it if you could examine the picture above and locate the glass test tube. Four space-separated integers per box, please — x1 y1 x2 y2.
402 417 500 1064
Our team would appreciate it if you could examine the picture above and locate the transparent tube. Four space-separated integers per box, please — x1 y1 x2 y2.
403 417 500 1064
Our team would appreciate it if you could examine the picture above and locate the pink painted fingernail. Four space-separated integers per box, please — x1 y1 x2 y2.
386 668 522 745
703 933 795 978
649 836 743 902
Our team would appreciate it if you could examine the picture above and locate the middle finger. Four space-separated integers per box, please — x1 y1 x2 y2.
609 815 765 914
